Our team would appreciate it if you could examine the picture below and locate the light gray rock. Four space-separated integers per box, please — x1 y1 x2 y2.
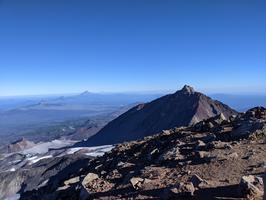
82 173 99 186
195 140 206 150
239 175 264 199
64 176 80 186
159 147 184 162
130 177 152 190
227 152 239 160
130 177 144 189
170 182 195 196
80 173 99 200
214 113 226 124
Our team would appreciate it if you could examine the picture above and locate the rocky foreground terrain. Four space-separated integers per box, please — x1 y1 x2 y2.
20 107 266 200
0 142 113 199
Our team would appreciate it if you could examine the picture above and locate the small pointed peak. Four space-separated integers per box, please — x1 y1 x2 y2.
181 85 195 94
80 90 91 96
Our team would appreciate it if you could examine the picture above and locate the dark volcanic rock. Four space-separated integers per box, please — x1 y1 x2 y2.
82 85 238 146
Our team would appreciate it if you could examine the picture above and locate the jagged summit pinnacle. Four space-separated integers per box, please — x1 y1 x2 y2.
180 85 195 94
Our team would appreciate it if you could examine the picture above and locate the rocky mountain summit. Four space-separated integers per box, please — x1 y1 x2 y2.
83 85 238 146
20 107 266 200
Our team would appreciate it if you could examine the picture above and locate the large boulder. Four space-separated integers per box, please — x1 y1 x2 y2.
239 175 264 199
82 173 99 185
189 174 208 188
80 172 114 200
130 177 144 190
80 173 99 200
130 177 152 190
169 182 195 197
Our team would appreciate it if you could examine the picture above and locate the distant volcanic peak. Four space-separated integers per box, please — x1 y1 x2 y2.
80 90 92 96
178 85 196 95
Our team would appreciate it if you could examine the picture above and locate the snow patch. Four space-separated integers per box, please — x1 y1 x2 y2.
66 145 114 157
9 167 16 172
66 147 84 154
85 145 114 157
8 159 21 164
27 155 53 164
22 139 76 154
4 193 20 200
38 179 49 188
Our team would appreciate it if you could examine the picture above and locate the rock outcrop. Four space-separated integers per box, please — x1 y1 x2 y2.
7 138 35 153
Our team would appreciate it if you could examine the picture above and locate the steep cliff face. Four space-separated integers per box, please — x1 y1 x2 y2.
82 85 238 146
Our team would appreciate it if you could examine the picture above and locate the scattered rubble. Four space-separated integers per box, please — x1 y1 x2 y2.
19 107 266 199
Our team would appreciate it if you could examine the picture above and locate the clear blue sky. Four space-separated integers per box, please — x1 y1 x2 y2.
0 0 265 96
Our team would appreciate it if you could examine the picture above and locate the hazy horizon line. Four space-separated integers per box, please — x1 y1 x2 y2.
1 89 266 98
